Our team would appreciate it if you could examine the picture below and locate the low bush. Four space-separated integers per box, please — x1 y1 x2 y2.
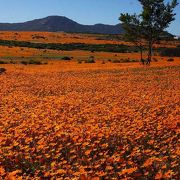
0 60 8 64
112 59 138 63
29 59 42 65
167 58 174 62
85 56 96 63
112 60 121 63
0 39 135 53
0 67 6 74
20 60 47 65
77 60 82 64
130 59 138 62
61 56 72 60
9 60 16 64
0 60 17 64
160 47 180 57
20 61 28 65
123 59 138 63
153 58 158 62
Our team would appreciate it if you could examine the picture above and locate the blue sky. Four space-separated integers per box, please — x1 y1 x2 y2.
0 0 179 35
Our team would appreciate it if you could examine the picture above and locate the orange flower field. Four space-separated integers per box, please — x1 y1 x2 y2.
0 60 180 179
0 32 128 45
0 31 178 47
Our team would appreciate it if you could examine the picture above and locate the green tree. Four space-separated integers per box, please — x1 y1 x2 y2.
120 14 145 64
120 0 178 65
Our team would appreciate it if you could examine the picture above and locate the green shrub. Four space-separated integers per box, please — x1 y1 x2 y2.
112 60 121 63
0 67 6 73
112 59 138 63
85 56 96 63
129 59 138 62
61 56 71 60
77 60 82 64
153 58 158 62
29 59 42 65
123 59 130 63
20 59 47 65
160 47 180 57
9 60 16 64
0 39 134 53
0 60 8 64
167 58 174 62
20 60 28 65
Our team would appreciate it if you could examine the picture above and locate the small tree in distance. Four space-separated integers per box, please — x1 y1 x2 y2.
120 0 178 65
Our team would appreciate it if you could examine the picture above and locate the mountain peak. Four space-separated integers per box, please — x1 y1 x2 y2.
0 16 123 34
43 15 72 21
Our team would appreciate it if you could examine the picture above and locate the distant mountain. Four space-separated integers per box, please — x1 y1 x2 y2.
0 16 124 34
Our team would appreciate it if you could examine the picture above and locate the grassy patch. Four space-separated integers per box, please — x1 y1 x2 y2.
20 59 48 65
0 39 138 53
112 59 139 63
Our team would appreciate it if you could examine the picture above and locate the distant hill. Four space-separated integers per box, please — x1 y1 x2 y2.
0 16 124 34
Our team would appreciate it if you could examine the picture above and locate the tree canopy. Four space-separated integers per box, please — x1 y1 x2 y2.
120 0 178 64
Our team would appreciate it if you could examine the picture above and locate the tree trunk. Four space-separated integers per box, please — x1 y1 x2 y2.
149 43 152 64
140 48 144 65
147 41 152 65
